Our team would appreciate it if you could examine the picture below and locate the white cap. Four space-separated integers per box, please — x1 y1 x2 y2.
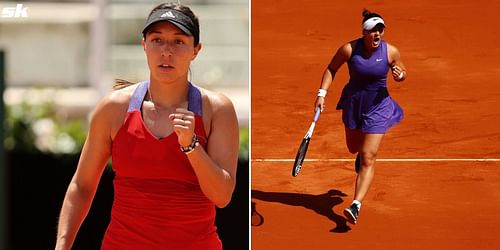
362 17 385 30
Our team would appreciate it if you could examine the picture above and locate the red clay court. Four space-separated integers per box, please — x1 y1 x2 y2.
251 0 500 249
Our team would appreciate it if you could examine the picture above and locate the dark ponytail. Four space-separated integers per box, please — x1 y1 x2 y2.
362 9 382 23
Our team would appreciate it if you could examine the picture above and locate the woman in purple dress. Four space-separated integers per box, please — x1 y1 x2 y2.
314 9 407 225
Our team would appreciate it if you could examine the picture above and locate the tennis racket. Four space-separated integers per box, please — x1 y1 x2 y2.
292 107 321 177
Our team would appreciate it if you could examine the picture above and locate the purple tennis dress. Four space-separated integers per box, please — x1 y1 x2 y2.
336 38 403 133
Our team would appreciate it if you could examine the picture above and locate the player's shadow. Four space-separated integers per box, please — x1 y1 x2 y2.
252 189 351 233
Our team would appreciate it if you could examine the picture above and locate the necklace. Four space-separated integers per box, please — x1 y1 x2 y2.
147 83 160 113
147 83 189 113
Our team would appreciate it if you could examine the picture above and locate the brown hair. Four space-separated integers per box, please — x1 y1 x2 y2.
112 79 135 90
362 9 383 23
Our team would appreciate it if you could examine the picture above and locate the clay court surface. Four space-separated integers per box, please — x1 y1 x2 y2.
251 0 500 249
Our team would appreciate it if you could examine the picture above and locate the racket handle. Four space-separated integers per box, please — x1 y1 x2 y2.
313 107 321 122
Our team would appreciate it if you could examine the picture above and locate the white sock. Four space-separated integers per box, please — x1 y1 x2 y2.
352 200 362 210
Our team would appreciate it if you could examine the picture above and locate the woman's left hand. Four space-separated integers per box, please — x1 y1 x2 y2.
169 108 196 147
391 64 405 81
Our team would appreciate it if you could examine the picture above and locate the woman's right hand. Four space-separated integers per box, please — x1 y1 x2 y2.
315 96 325 112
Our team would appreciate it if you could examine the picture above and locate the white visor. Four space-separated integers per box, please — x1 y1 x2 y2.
362 17 385 30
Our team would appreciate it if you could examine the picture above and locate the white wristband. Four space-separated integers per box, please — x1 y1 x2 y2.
317 89 327 97
397 71 404 80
